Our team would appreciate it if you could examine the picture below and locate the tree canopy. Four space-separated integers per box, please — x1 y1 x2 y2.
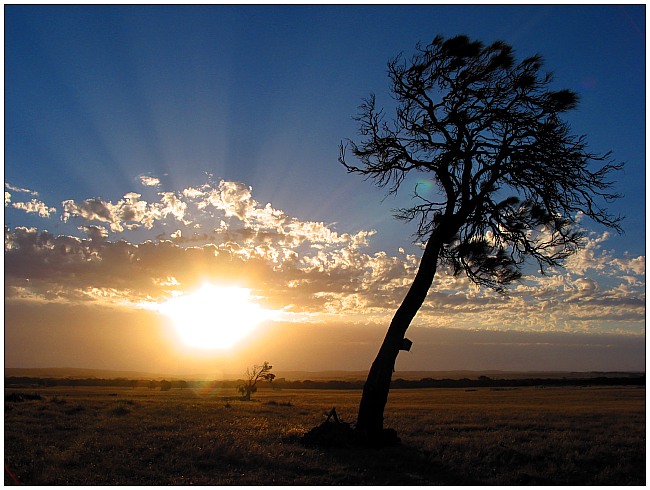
341 34 622 292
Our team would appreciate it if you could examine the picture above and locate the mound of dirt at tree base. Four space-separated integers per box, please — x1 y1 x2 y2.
302 408 400 448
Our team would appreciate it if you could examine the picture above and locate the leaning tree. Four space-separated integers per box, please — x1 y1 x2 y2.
339 35 623 441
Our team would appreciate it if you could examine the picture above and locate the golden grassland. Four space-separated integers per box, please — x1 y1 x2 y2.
4 385 645 485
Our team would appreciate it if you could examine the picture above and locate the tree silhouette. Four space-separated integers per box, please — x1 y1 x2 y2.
237 361 275 401
339 35 623 441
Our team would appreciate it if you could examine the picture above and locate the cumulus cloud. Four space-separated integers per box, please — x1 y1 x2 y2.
5 183 56 218
11 199 57 218
186 180 258 221
564 230 612 274
612 255 645 276
62 191 191 232
158 192 189 223
62 198 118 228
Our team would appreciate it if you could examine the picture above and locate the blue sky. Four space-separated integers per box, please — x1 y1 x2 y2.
4 5 645 374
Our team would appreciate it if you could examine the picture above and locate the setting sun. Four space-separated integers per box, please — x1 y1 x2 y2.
158 284 271 350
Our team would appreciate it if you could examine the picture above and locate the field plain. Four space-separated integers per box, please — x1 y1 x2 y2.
4 385 645 485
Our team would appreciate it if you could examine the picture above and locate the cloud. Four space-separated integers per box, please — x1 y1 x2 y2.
3 176 645 337
612 255 645 276
138 175 161 187
5 183 56 218
158 192 189 224
79 225 109 241
564 230 612 274
187 181 255 221
11 199 57 218
62 198 119 229
61 191 190 232
5 183 38 196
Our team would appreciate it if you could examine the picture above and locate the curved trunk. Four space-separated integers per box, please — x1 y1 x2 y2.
356 233 444 437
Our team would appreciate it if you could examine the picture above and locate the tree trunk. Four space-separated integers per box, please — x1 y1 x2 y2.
356 233 444 438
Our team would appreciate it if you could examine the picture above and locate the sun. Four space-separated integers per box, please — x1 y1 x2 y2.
158 284 271 350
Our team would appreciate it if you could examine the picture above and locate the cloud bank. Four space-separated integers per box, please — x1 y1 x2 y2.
4 177 645 336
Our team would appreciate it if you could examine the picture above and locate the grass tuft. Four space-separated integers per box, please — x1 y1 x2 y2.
109 401 132 416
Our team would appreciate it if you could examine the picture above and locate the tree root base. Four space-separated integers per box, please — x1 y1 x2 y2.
302 408 400 448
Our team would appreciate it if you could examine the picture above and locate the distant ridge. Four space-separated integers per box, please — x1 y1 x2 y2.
4 367 644 382
4 367 176 380
275 370 645 381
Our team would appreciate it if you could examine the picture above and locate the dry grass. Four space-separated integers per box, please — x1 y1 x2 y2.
4 385 645 485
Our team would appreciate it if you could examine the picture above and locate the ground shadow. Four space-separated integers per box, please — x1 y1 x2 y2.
298 416 476 485
309 438 476 485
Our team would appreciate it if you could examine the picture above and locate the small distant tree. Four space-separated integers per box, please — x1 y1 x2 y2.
160 380 172 391
339 34 623 440
237 362 275 401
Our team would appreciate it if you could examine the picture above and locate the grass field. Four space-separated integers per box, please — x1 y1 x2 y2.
4 385 645 485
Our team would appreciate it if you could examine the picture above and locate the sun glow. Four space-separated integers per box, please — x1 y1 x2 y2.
158 284 271 350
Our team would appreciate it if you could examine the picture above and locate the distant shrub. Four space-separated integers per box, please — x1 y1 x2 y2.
266 400 293 407
5 392 42 403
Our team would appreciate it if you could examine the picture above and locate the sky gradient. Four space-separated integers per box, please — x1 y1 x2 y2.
4 5 645 376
